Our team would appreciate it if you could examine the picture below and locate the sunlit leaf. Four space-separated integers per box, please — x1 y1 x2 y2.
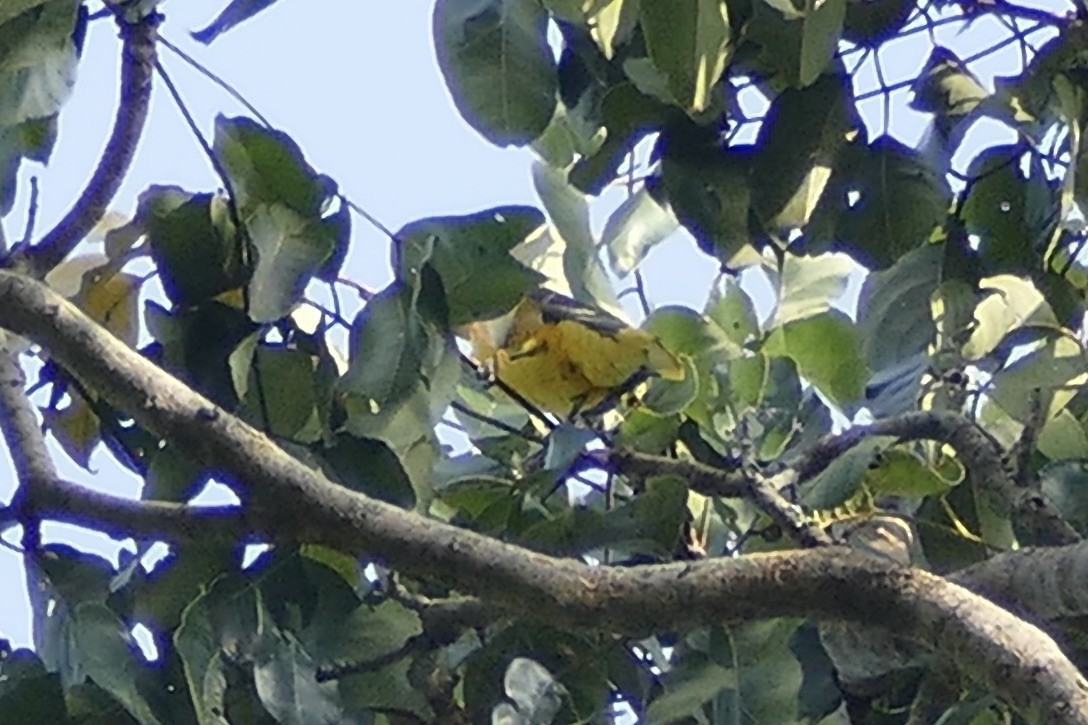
640 0 731 113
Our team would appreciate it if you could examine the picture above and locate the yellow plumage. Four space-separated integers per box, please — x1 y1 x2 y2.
461 289 685 418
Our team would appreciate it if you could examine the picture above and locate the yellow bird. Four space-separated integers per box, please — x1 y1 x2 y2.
461 288 686 419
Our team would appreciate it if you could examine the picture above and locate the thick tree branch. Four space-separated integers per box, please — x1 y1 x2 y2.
8 13 157 279
1 271 1087 724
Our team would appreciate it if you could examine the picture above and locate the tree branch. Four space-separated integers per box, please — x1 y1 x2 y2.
9 12 158 279
0 341 53 548
1 270 1086 725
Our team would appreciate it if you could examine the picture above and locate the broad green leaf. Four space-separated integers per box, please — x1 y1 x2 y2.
0 650 67 724
0 0 79 126
543 423 595 473
317 433 416 508
857 242 941 376
809 136 951 268
1039 459 1088 533
764 310 866 407
569 81 671 194
641 354 699 416
234 343 326 442
802 436 897 509
1038 409 1088 461
72 603 164 725
791 624 842 721
748 0 846 88
396 206 546 325
751 73 860 232
136 187 245 307
706 277 761 346
191 0 280 43
246 203 343 322
0 114 56 214
988 332 1088 423
133 538 236 632
602 183 680 277
640 0 731 113
434 0 558 146
213 116 337 217
531 162 619 312
960 145 1040 274
252 631 352 725
841 0 913 44
961 275 1058 360
645 653 736 723
661 123 758 267
865 447 954 497
772 252 856 327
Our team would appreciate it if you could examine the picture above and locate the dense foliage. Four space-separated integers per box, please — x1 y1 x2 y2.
2 0 1088 724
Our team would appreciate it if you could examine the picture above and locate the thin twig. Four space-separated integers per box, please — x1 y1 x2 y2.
450 400 542 443
19 178 39 247
158 34 272 126
17 12 158 278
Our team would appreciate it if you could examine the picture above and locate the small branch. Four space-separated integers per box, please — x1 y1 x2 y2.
1013 388 1044 488
601 448 748 497
19 177 39 248
5 477 253 543
0 345 53 548
14 13 158 278
157 34 272 127
744 475 833 548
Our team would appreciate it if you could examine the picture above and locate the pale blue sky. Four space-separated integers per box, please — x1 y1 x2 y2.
0 0 1067 653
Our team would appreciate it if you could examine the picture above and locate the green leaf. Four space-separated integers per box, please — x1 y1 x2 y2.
857 242 940 374
639 0 731 113
326 601 432 720
1037 409 1088 461
802 436 897 509
568 81 671 195
989 332 1088 423
865 448 954 497
747 0 846 88
661 123 759 267
317 433 416 508
961 275 1058 360
809 136 952 268
531 162 619 311
0 0 79 126
433 0 558 146
191 0 280 43
602 183 680 276
213 116 337 217
0 114 56 214
960 145 1041 275
750 73 860 232
252 631 353 725
246 203 343 323
791 624 842 721
764 310 866 407
234 343 328 441
138 186 244 307
396 206 546 325
0 650 68 725
1039 459 1088 532
133 538 236 632
72 603 164 725
646 653 736 723
772 252 856 327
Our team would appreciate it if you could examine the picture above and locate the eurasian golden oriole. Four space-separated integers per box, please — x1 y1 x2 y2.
460 288 685 418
